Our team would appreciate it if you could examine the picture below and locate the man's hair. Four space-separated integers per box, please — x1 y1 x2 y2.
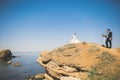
107 28 110 31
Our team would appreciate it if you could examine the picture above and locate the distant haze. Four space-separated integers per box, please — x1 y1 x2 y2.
0 0 120 52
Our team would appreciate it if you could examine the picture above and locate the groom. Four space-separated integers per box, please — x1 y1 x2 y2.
105 29 112 48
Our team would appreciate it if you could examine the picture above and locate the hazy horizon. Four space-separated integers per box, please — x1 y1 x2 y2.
0 0 120 52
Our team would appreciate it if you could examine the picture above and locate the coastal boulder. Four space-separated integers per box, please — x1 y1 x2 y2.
0 49 12 60
13 62 21 67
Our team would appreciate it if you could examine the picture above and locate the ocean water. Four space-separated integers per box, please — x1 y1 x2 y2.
0 52 45 80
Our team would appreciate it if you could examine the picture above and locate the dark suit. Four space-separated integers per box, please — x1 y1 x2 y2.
105 31 112 48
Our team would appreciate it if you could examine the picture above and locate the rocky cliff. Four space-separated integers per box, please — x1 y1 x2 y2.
37 43 120 80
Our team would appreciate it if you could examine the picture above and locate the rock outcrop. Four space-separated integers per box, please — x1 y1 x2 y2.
13 62 21 67
37 43 120 80
0 49 12 60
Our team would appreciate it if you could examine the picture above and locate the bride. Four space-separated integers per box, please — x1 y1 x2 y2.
70 33 80 44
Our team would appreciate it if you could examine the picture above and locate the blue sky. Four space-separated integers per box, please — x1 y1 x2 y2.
0 0 120 52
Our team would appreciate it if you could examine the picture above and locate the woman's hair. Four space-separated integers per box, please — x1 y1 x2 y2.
74 33 76 35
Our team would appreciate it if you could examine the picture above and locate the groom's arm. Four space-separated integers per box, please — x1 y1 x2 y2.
108 32 112 40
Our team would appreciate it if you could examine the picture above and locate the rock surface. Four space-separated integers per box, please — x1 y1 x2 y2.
37 43 120 80
0 49 12 60
61 76 81 80
7 60 12 64
34 73 45 79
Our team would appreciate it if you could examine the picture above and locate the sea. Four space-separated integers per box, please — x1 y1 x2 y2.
0 52 46 80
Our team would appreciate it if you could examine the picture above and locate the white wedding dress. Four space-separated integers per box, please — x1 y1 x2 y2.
70 33 80 44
